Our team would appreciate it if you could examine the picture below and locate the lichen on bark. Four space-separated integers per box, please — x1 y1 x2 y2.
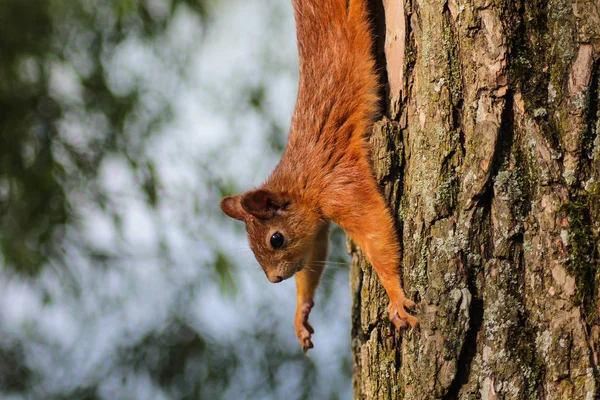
351 0 600 398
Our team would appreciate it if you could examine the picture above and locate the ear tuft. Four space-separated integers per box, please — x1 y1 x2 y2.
220 195 245 221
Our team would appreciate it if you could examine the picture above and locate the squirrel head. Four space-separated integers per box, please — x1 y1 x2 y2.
220 189 324 283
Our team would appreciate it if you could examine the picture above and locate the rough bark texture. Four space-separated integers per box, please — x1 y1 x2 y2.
351 0 600 399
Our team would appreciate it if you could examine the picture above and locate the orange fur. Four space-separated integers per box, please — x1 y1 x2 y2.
220 0 417 352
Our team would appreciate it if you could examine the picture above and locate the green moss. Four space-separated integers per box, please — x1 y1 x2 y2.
405 35 416 82
441 7 462 108
559 196 599 323
507 0 577 151
513 149 534 217
588 183 600 229
579 61 600 174
497 240 545 398
434 168 458 218
507 0 550 108
508 322 545 399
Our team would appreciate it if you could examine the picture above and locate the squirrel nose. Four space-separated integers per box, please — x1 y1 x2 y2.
270 275 283 283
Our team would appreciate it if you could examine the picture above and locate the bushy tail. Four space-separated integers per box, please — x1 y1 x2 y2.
292 0 373 74
290 0 379 144
347 0 375 61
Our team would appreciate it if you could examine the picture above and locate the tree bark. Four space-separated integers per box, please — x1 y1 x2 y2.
351 0 600 399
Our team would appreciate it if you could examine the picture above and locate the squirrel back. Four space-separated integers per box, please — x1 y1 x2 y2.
267 0 379 202
221 0 382 286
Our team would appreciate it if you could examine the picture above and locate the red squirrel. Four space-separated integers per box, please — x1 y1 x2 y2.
220 0 418 352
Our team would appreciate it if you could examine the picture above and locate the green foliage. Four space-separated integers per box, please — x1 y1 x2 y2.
0 0 214 272
0 344 33 392
215 251 238 295
0 0 65 275
0 1 352 398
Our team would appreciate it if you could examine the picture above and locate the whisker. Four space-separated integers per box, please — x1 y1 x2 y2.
228 249 255 255
306 260 348 264
305 261 349 268
321 272 346 283
301 266 347 284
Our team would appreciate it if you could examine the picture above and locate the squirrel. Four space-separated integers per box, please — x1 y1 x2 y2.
220 0 418 352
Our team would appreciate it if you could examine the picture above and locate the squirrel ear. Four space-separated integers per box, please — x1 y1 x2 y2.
241 189 286 219
220 195 245 221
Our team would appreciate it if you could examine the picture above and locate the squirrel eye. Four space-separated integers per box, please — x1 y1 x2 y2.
270 232 284 249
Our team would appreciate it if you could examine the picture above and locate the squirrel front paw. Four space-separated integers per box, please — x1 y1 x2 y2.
388 292 418 331
295 301 315 352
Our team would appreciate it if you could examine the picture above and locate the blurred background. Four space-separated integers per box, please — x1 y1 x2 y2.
0 0 352 398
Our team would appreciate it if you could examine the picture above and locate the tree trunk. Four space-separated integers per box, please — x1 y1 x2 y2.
351 0 600 399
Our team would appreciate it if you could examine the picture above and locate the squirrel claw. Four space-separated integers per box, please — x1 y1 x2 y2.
295 301 315 352
302 337 314 353
297 320 314 352
388 295 418 332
